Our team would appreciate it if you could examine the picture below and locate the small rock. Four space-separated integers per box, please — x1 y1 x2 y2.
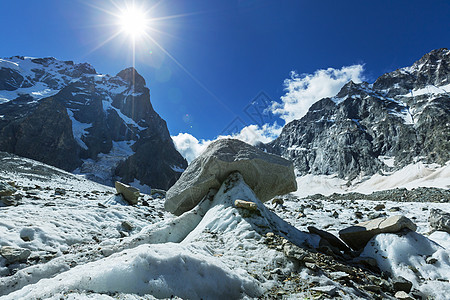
271 198 284 208
390 206 401 212
0 246 31 263
362 285 382 293
234 199 257 211
305 262 318 271
393 276 413 293
283 243 310 261
374 204 385 211
426 257 438 264
332 211 339 218
97 203 107 208
329 271 349 280
394 291 414 300
428 208 450 234
1 196 17 206
54 188 66 195
0 182 16 196
355 211 363 219
115 181 140 205
311 285 337 296
121 221 134 231
142 199 149 207
308 226 350 252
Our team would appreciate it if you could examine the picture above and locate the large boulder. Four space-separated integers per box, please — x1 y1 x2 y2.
428 208 450 234
339 215 417 250
165 139 297 216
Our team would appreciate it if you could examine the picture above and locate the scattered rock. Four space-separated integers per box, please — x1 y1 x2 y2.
390 206 401 212
234 199 258 211
329 271 349 281
0 196 17 206
115 181 140 205
394 291 414 300
362 285 382 293
121 221 134 231
374 204 385 211
272 198 284 208
165 139 297 216
311 285 337 296
283 243 310 262
339 215 417 250
354 211 363 219
54 187 66 195
307 226 350 252
0 246 31 263
428 208 450 233
393 276 413 293
0 182 16 196
426 257 438 265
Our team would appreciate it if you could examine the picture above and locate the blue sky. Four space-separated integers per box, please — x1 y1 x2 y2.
1 0 449 155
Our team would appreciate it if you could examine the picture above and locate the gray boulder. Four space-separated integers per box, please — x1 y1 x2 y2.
339 215 417 250
165 139 297 216
429 208 450 234
115 181 140 205
0 246 31 263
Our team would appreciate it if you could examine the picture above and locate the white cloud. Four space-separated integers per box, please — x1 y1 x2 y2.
171 133 211 163
172 123 282 163
272 65 365 123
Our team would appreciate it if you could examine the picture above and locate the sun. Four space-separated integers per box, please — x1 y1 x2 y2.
118 5 148 39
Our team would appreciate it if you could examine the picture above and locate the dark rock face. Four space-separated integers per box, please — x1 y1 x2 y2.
267 48 450 180
0 56 187 190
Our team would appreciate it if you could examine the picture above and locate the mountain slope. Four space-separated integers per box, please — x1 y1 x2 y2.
266 48 450 181
0 56 187 190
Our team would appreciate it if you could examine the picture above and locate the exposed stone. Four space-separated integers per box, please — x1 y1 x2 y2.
339 215 417 250
0 246 31 263
121 221 134 231
307 226 350 252
165 139 297 215
0 182 16 196
394 291 414 300
393 276 413 293
115 181 140 205
0 196 17 206
283 243 310 262
374 204 385 211
426 257 438 265
311 285 337 296
54 188 66 195
234 199 257 211
428 208 450 233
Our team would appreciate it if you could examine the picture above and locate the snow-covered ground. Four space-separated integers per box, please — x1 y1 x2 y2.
295 161 450 198
1 154 449 299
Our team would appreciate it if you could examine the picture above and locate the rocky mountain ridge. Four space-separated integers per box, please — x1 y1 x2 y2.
0 56 187 190
265 48 450 181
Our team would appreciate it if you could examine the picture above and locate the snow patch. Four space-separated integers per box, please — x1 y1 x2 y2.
102 100 146 131
66 109 92 150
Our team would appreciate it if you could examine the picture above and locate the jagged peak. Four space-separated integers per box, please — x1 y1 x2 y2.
116 67 146 87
